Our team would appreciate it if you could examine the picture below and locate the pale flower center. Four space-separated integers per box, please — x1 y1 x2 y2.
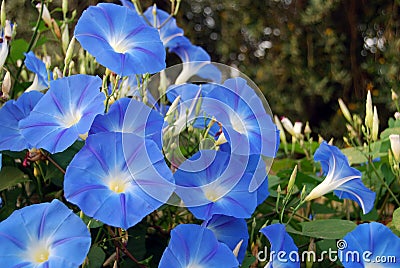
229 114 247 134
204 187 224 202
29 243 50 264
109 36 134 54
187 264 203 268
61 111 82 128
109 178 127 194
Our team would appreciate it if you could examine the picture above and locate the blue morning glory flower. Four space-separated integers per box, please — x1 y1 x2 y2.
171 42 221 84
89 97 164 148
201 78 279 158
304 141 376 214
174 150 259 220
204 214 249 264
19 74 105 154
64 132 174 229
144 6 188 49
24 51 52 92
0 91 43 151
74 3 166 76
260 223 300 268
0 199 91 267
339 222 400 267
159 224 239 268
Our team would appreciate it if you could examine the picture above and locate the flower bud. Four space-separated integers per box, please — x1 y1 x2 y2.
293 122 303 136
287 165 298 194
165 95 181 123
281 116 295 136
215 132 227 146
395 112 400 120
4 20 12 41
0 40 8 72
36 3 52 27
338 98 352 123
389 134 400 162
61 24 69 53
64 37 75 67
0 0 5 28
304 121 312 135
365 90 373 129
392 89 399 101
372 106 379 141
52 20 61 39
62 0 68 18
1 70 10 98
274 115 287 145
232 240 243 258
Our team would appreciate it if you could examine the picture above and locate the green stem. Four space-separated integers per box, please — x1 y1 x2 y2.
369 158 400 206
12 0 44 99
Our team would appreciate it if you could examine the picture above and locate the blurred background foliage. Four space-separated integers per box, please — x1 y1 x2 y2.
6 0 400 140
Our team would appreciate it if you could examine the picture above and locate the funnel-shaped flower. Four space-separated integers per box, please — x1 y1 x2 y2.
64 132 174 229
24 51 52 92
389 134 400 162
171 42 221 84
201 78 279 158
339 222 400 267
144 6 187 49
89 98 164 148
174 150 258 220
305 141 375 214
0 199 91 267
260 223 300 268
74 3 165 76
0 91 43 151
19 74 105 153
204 215 249 264
159 224 239 268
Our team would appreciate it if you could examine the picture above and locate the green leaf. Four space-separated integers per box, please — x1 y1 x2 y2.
381 127 400 140
240 254 256 267
86 245 105 268
79 213 104 229
341 143 381 165
360 208 379 221
8 38 29 63
392 207 400 232
0 166 29 191
300 219 356 239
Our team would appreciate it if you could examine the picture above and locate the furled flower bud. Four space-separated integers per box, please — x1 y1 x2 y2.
0 38 8 70
1 70 11 99
62 0 68 18
389 134 400 162
0 0 5 28
293 122 303 137
338 98 352 123
395 112 400 120
392 89 399 101
4 20 12 40
304 121 312 135
61 24 69 53
64 37 75 67
274 115 287 145
372 106 379 141
52 20 61 39
365 90 373 129
287 165 298 194
36 3 52 27
281 116 296 136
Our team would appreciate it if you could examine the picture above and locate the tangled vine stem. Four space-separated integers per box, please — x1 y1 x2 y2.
106 226 147 268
